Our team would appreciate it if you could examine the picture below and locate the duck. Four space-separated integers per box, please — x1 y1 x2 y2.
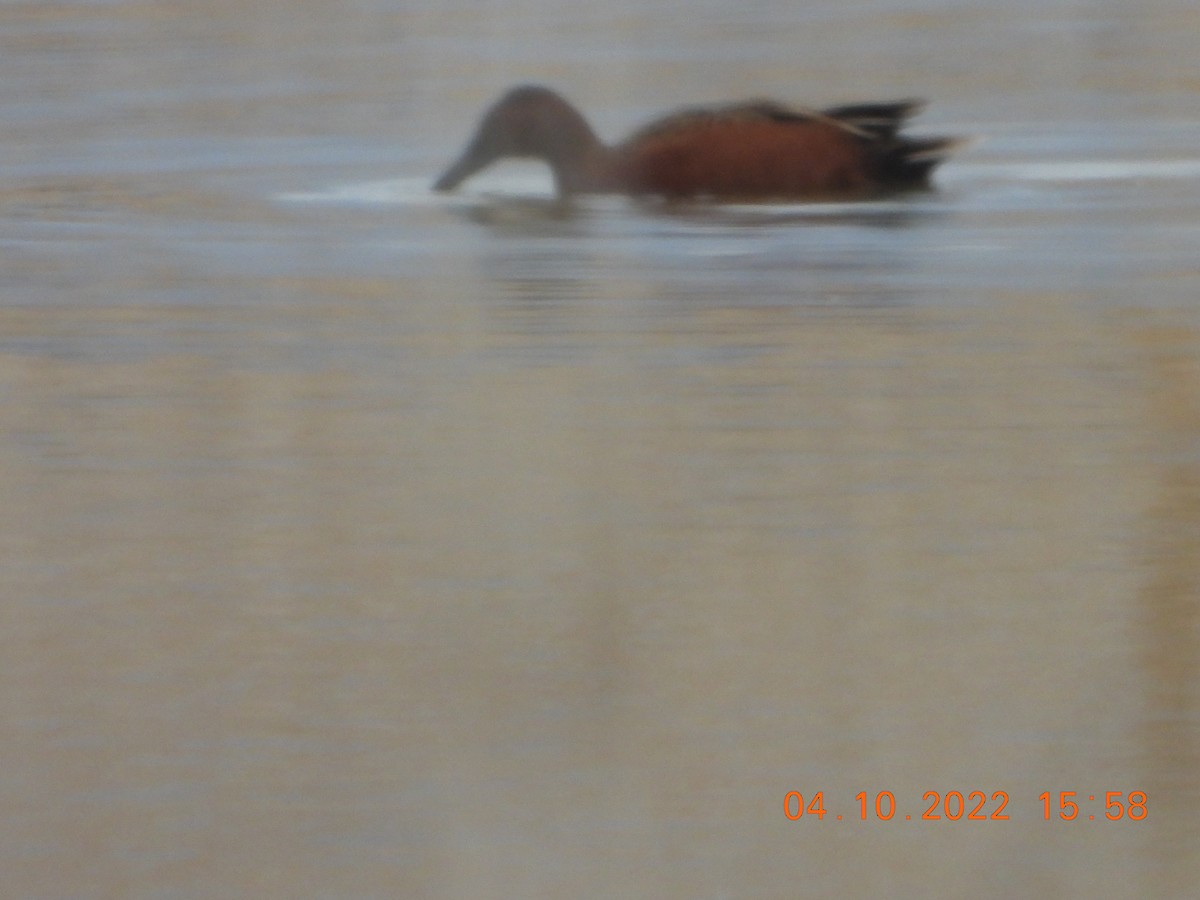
433 85 965 201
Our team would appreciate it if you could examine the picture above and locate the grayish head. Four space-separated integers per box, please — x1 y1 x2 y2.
433 86 603 193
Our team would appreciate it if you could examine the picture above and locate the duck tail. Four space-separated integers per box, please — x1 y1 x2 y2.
886 135 974 186
822 100 925 139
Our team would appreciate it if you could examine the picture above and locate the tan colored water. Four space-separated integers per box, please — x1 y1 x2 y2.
2 1 1198 896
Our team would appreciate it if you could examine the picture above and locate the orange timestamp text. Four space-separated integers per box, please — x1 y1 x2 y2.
783 790 1147 822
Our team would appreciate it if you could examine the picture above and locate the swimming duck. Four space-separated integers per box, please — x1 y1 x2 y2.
433 85 964 200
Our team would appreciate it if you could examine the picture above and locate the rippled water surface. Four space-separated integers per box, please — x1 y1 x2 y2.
2 1 1198 897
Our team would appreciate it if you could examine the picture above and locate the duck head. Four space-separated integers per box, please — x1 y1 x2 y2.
433 85 607 194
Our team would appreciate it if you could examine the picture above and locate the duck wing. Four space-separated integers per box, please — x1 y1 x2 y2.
819 100 926 138
624 98 927 145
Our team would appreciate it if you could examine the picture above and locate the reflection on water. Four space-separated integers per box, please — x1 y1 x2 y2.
1136 327 1200 885
2 1 1199 897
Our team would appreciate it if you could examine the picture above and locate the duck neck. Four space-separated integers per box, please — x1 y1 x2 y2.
529 101 611 194
548 141 613 194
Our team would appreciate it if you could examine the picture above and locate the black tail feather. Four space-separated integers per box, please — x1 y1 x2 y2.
885 136 969 186
822 100 925 139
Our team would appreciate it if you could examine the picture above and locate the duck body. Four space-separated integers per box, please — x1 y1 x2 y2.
434 85 964 201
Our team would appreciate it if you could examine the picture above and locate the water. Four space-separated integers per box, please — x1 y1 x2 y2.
2 1 1198 897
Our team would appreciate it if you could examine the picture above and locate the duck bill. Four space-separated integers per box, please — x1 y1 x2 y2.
433 135 498 192
432 152 478 192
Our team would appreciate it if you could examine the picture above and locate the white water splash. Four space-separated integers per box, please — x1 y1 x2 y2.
278 166 557 207
278 158 1200 212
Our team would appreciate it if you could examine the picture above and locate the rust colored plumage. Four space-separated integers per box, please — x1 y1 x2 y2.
434 85 965 201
